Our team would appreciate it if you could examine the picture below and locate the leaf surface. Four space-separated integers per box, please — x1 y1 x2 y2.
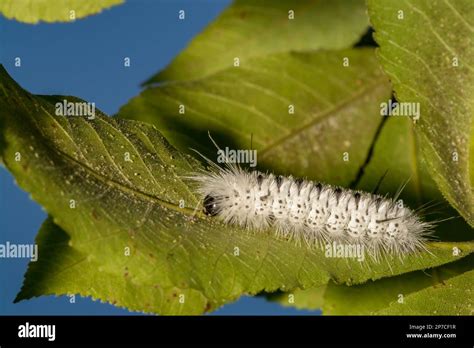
0 0 123 23
1 66 471 314
367 0 474 225
120 49 391 186
270 254 474 315
145 0 369 84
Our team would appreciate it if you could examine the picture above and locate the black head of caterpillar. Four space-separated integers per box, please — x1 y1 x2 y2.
203 194 220 216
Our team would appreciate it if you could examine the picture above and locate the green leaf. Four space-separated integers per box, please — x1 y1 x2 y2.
271 254 474 315
145 0 369 84
268 115 474 315
379 263 474 315
357 117 439 205
356 115 474 242
15 218 210 315
1 66 472 315
324 254 474 315
120 48 392 186
367 0 474 226
0 0 123 24
266 285 326 311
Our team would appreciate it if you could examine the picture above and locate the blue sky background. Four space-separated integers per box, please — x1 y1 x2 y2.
0 0 318 315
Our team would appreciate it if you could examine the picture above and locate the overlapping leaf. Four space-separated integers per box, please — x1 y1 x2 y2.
120 49 392 186
270 254 474 315
1 66 472 314
268 116 474 314
0 0 123 23
367 0 474 226
145 0 369 84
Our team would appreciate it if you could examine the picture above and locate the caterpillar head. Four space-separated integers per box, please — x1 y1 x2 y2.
203 194 219 216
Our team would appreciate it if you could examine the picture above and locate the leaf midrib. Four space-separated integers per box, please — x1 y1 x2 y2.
20 112 203 218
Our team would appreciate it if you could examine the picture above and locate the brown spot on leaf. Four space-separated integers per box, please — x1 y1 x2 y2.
91 209 100 220
238 10 247 19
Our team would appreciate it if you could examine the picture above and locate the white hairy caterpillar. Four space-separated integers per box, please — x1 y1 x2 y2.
189 141 434 260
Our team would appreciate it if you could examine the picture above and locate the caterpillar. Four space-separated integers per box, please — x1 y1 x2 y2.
189 143 434 261
191 166 433 260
